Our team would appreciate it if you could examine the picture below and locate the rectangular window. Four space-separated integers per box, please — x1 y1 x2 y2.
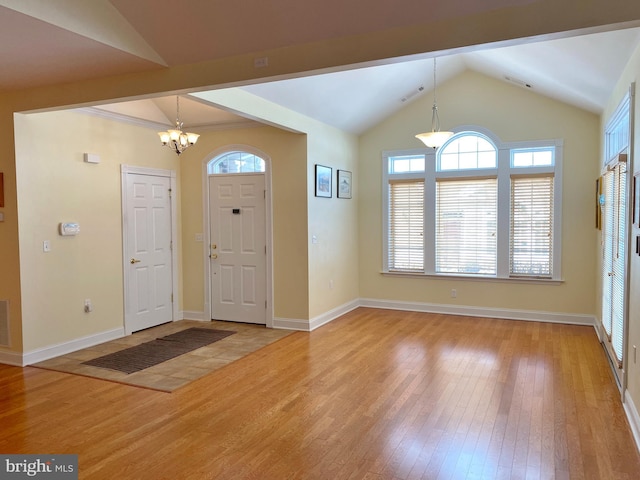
512 149 554 167
436 178 497 275
510 176 553 277
388 180 424 271
389 154 425 174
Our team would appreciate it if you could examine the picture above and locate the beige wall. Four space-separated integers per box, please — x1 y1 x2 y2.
193 90 361 321
14 110 180 352
7 93 359 356
359 70 599 314
179 125 310 321
603 42 640 413
306 123 359 319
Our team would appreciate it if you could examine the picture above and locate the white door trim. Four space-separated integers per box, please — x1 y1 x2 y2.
121 165 179 335
202 145 274 328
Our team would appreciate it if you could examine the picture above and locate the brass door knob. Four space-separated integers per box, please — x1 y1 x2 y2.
130 258 141 264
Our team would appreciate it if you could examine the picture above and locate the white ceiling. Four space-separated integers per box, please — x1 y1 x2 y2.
240 26 640 133
2 0 639 135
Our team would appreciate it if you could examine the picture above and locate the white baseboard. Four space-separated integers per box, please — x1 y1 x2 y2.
273 299 360 332
181 310 206 321
273 317 311 331
309 299 360 331
359 298 596 326
0 350 24 367
624 389 640 454
21 327 125 366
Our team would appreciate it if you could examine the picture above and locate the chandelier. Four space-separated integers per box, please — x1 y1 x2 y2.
415 57 453 149
158 96 199 156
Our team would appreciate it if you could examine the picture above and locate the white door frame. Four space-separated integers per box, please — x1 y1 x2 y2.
121 165 179 335
202 146 274 328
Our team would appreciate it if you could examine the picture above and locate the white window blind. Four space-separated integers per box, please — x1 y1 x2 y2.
601 163 626 365
436 178 497 275
601 171 614 338
612 163 626 363
510 176 554 277
389 180 424 271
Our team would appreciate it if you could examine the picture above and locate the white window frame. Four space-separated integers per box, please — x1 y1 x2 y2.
382 126 563 282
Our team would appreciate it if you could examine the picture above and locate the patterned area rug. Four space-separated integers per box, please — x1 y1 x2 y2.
82 328 235 374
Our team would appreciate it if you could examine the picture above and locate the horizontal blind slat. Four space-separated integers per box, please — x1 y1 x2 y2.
389 180 424 271
510 176 553 277
436 178 497 275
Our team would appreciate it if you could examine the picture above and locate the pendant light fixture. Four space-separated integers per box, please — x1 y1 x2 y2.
415 57 453 149
158 96 200 156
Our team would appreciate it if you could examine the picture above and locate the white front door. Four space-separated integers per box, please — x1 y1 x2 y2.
209 174 266 324
125 173 174 333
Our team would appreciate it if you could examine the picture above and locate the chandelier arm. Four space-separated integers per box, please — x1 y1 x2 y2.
158 95 199 156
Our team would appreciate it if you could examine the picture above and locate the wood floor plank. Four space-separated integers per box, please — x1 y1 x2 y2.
1 308 639 479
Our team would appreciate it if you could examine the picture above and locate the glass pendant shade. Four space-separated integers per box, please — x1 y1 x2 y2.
416 129 453 149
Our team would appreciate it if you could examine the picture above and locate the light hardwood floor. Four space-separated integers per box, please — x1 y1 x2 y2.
1 308 639 479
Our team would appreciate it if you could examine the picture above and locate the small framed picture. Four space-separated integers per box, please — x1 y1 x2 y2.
337 170 352 199
315 164 332 198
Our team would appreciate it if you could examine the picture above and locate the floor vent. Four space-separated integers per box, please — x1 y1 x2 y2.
0 300 9 347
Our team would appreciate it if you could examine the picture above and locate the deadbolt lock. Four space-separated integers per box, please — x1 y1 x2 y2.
211 244 217 250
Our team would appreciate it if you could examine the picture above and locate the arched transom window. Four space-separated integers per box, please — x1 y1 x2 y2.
438 132 497 171
208 151 266 174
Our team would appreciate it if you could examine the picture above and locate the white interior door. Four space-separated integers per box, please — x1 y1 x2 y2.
125 172 173 333
209 174 266 324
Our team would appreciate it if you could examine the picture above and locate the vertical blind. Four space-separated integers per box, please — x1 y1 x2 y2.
388 180 424 271
436 178 497 274
510 176 554 276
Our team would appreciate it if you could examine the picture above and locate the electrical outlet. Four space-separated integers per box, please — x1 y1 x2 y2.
84 299 93 313
329 279 334 290
451 289 457 298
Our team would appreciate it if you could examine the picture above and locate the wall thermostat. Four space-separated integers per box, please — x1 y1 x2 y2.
59 222 80 236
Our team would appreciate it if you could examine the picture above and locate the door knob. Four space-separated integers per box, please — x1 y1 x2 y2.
210 253 218 259
130 258 141 264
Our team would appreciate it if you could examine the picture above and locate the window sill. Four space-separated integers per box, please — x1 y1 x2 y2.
381 271 563 285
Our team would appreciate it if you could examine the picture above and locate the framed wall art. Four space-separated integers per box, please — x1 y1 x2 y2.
337 170 352 199
315 164 332 198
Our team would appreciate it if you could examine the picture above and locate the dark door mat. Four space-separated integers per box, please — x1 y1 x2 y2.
82 327 235 374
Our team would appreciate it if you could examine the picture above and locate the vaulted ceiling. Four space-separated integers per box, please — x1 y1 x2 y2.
2 0 639 134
